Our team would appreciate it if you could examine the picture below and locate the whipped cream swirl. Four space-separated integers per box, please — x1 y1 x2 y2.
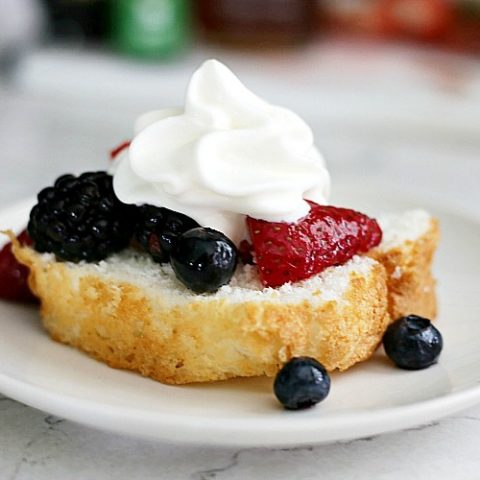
113 59 330 243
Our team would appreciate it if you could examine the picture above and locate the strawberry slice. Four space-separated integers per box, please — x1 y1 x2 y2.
110 141 131 160
0 230 37 303
246 202 382 288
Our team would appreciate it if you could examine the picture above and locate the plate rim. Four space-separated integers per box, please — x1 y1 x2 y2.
2 368 480 446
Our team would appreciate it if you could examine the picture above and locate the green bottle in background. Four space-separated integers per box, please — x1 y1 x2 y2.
109 0 190 58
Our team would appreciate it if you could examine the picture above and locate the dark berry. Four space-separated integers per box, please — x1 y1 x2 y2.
28 171 135 262
274 357 331 410
135 205 200 263
238 239 254 265
383 315 443 370
170 227 238 293
0 230 37 303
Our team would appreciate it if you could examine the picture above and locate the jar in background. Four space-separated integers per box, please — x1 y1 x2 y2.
43 0 108 42
109 0 190 58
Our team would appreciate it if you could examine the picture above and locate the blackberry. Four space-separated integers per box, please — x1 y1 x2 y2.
135 205 199 263
28 171 135 262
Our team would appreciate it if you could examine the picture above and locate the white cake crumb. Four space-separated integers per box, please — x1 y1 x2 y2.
47 249 376 307
378 210 431 250
392 266 403 280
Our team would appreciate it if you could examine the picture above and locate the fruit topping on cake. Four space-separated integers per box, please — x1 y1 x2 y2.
170 227 238 293
135 205 199 264
238 239 254 265
110 141 131 160
28 172 135 262
246 203 382 288
0 230 36 302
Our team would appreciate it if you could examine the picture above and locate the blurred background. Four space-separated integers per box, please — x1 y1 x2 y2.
1 0 480 217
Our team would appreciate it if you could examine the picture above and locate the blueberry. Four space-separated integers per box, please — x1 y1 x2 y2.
274 357 331 410
170 227 238 293
382 315 443 370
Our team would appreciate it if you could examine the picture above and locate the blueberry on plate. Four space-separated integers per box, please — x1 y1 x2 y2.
170 227 238 293
274 357 331 410
382 314 443 370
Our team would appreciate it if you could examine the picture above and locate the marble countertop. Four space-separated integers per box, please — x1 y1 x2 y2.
1 44 480 479
2 396 480 480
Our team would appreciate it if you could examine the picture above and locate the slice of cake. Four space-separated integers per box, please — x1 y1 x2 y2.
12 209 438 384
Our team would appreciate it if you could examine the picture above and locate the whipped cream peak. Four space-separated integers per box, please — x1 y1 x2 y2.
113 59 331 243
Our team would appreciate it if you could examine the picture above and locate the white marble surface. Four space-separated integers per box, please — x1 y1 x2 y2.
2 395 480 480
1 43 480 478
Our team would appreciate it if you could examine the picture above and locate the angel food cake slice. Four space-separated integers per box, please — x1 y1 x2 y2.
13 209 438 384
7 60 439 385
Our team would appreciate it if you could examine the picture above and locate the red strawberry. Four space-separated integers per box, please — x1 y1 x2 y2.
246 202 382 288
110 140 131 160
0 230 37 303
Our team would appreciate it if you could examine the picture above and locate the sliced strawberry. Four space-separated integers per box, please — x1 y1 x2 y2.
0 230 37 303
110 140 131 160
246 202 382 288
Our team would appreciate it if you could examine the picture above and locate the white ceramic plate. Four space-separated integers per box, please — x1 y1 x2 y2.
1 192 480 447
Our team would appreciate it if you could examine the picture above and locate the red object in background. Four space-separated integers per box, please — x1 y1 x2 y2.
110 140 131 160
196 0 315 47
318 0 480 53
377 0 453 40
0 230 37 303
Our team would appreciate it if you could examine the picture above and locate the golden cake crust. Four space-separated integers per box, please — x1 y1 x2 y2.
369 218 439 321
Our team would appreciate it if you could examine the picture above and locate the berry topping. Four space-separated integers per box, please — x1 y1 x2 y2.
238 239 254 265
383 315 443 370
0 230 37 303
246 202 382 288
135 205 200 263
274 357 331 410
110 140 131 160
28 172 135 263
170 227 238 293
